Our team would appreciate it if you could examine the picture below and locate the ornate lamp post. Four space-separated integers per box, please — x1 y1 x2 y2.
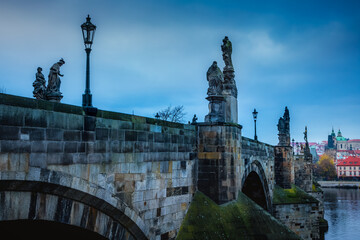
252 108 258 141
81 15 97 115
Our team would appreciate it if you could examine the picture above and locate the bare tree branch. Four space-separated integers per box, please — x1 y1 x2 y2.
155 105 186 123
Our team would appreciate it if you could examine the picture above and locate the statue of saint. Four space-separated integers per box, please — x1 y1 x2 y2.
206 61 224 96
221 36 233 68
47 58 65 94
32 67 46 100
191 114 198 125
304 126 308 143
277 117 285 134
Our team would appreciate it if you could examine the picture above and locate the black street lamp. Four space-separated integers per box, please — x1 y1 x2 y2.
252 108 258 141
81 15 97 115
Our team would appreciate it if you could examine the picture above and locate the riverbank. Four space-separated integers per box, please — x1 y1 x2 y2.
318 181 360 189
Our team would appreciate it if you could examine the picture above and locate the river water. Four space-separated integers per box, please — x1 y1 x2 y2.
324 188 360 240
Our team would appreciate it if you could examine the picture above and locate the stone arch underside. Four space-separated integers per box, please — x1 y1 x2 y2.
0 167 148 240
0 219 107 239
241 160 272 211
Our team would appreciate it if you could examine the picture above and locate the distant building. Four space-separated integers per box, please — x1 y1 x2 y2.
324 128 360 164
327 128 336 149
336 129 348 150
346 139 360 151
292 141 325 158
336 156 360 179
326 129 360 151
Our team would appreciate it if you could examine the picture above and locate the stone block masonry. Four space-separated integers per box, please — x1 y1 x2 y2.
275 146 294 189
197 123 242 204
0 93 324 240
273 201 320 240
241 137 275 209
294 155 313 192
0 93 197 240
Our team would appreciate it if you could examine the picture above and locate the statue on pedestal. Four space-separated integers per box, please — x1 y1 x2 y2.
304 126 312 159
205 61 225 123
221 36 233 68
277 106 291 146
221 36 237 98
206 61 224 96
32 67 46 100
304 126 308 143
191 114 198 125
46 58 65 102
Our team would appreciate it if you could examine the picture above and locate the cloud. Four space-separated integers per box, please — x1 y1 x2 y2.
0 0 359 144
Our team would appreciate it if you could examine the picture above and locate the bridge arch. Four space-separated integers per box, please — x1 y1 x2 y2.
0 167 148 240
241 160 272 211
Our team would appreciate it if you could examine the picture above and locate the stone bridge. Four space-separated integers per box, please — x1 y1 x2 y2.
0 93 276 239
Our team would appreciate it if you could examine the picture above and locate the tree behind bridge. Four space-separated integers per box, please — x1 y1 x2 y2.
314 154 337 180
155 105 186 123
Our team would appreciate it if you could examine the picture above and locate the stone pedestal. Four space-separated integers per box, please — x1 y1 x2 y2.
222 87 238 123
197 123 242 204
83 106 98 116
46 91 63 103
277 133 290 146
205 95 225 123
222 66 238 123
275 146 294 189
294 155 313 192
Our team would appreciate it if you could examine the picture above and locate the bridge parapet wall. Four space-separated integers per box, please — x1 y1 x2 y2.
241 137 275 201
0 93 197 240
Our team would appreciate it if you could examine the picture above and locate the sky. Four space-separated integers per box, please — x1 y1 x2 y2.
0 0 359 145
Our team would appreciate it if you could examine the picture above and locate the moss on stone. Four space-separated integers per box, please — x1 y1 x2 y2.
177 191 300 240
311 181 322 193
273 184 318 205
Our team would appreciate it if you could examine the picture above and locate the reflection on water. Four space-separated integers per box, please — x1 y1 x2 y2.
324 188 360 240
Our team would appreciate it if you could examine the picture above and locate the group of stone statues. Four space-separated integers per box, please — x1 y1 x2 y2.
32 58 65 102
206 36 237 98
205 36 238 123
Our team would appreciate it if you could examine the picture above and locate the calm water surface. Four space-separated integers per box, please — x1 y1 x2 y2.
324 188 360 240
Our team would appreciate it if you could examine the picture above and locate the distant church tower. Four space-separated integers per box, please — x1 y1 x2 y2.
327 127 336 149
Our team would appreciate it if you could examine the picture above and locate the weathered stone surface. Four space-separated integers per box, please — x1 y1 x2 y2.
0 94 198 240
0 93 321 240
275 146 294 189
197 123 242 204
273 185 321 240
204 95 226 123
0 126 20 140
177 191 300 240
